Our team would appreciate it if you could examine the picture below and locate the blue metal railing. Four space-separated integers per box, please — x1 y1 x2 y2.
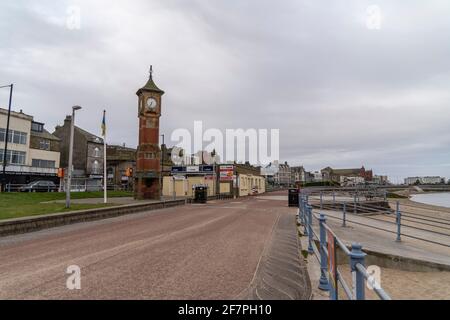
298 194 391 300
305 190 450 248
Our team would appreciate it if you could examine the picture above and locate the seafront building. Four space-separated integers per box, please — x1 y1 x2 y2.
404 176 445 185
0 107 60 186
321 166 373 184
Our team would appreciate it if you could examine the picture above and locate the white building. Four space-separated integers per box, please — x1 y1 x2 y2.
0 108 60 186
312 171 323 182
340 176 365 187
404 176 444 185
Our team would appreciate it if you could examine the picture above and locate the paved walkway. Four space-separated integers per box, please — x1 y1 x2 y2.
0 192 309 299
314 209 450 267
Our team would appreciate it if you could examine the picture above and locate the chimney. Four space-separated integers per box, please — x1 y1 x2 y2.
64 115 72 126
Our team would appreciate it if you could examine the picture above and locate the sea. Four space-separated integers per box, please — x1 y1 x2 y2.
411 192 450 208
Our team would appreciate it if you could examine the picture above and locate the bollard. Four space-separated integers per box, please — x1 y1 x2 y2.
318 214 330 291
307 205 314 254
396 201 401 242
342 202 347 227
354 193 357 214
350 243 366 300
320 192 323 210
333 191 336 207
384 190 387 202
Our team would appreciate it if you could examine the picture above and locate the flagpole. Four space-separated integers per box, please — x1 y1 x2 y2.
103 110 107 204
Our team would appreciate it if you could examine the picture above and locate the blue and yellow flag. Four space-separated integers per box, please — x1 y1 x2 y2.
101 110 106 137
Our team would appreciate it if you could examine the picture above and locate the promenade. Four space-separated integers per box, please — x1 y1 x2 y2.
0 192 310 300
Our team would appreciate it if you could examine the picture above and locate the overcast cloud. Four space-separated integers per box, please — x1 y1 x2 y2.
1 0 450 182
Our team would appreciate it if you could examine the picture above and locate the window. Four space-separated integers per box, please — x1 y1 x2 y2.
94 147 101 158
0 128 27 145
145 152 155 159
32 159 56 168
92 160 100 174
0 150 26 165
31 122 43 132
39 139 50 150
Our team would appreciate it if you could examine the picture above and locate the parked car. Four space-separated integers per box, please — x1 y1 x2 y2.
20 180 58 192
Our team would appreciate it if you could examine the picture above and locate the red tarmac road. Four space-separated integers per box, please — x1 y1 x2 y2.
0 193 292 299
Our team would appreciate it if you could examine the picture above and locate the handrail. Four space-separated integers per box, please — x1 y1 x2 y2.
298 195 392 300
314 198 450 246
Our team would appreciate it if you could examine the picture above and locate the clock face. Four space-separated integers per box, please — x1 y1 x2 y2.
146 98 158 112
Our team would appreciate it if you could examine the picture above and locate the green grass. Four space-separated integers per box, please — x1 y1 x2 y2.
0 191 133 220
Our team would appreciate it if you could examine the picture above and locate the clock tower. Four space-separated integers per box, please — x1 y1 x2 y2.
135 66 165 200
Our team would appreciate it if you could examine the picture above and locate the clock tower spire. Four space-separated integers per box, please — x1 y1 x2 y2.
135 66 165 200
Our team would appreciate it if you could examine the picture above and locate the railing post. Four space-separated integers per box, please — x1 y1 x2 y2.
320 192 323 209
318 213 330 291
396 201 401 242
307 205 314 254
384 190 387 201
342 202 347 227
333 191 336 207
303 197 308 236
350 243 366 300
353 193 357 214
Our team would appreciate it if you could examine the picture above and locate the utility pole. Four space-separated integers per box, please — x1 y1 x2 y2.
0 84 13 193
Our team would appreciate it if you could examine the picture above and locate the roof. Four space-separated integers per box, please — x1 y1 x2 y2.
332 168 362 176
75 126 103 144
30 128 60 141
136 76 165 95
107 145 136 162
0 107 33 121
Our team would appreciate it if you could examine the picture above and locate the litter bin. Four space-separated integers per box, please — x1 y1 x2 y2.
194 185 208 204
288 188 299 207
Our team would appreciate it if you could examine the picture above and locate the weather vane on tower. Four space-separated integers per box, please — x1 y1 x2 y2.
149 65 153 79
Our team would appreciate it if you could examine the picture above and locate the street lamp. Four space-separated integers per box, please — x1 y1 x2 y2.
160 134 165 201
0 84 13 193
66 105 82 208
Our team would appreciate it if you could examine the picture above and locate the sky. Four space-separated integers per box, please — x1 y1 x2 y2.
1 0 449 183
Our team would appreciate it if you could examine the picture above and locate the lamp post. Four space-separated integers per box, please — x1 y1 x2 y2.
66 106 82 208
0 84 13 193
160 134 164 201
